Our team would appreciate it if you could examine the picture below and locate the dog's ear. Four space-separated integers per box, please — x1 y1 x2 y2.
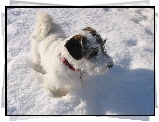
65 35 87 60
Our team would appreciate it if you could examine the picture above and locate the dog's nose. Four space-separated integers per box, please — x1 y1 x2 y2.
107 62 113 69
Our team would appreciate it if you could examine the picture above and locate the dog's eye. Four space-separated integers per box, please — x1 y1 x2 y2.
87 47 99 59
94 35 103 44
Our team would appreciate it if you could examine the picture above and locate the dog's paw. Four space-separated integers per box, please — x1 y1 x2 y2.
51 88 69 98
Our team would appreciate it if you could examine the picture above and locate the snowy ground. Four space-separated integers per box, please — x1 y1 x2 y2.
7 8 154 115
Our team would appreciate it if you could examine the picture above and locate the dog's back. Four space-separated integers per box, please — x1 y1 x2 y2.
31 11 53 41
30 11 66 65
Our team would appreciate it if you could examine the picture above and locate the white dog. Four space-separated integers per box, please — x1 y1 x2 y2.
30 11 113 97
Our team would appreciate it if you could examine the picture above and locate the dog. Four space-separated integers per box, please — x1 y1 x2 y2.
30 11 113 97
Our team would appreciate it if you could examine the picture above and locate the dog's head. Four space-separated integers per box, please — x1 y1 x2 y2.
64 27 113 75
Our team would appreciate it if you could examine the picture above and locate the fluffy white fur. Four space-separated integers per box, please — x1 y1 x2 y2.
30 11 113 97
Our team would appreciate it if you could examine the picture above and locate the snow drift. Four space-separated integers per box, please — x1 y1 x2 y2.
7 8 154 115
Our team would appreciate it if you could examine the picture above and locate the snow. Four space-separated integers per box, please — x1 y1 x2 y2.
7 8 154 115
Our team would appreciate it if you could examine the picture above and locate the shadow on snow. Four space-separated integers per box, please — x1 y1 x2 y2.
70 65 154 116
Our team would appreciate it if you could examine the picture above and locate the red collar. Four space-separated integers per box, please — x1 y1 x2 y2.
61 57 81 72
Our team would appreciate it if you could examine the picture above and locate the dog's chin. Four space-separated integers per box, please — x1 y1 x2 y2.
86 66 109 76
79 60 110 76
81 54 113 76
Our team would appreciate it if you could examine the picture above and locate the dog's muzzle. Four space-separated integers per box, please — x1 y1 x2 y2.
107 62 113 69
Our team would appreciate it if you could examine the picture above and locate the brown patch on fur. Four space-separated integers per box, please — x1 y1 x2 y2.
83 27 97 34
73 34 86 40
83 27 103 44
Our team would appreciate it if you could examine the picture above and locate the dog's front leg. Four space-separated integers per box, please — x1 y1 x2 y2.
52 88 68 98
43 74 68 98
